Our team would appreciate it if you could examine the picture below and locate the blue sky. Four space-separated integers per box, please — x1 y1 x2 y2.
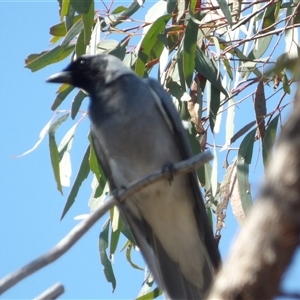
1 1 300 299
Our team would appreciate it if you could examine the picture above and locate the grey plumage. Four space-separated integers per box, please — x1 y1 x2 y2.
47 54 221 299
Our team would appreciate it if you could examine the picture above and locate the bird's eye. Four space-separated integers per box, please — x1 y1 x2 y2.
79 59 86 69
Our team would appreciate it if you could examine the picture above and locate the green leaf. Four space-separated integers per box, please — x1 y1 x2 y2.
237 128 256 214
110 207 121 256
25 44 74 72
136 287 162 300
166 80 185 100
282 73 291 94
112 0 144 27
82 0 94 45
262 115 279 167
137 273 156 299
209 86 220 133
135 15 171 77
230 121 256 144
58 123 77 187
262 3 277 29
187 126 206 186
49 134 61 193
234 48 262 79
195 47 228 97
238 128 256 165
177 49 187 92
125 243 144 271
75 29 86 58
108 43 126 60
167 0 177 14
61 18 83 47
204 161 212 191
111 5 127 14
48 113 70 194
50 22 68 37
183 17 198 86
216 0 233 26
61 0 70 17
99 219 116 292
71 90 86 119
89 137 101 180
61 145 90 219
223 58 233 80
51 85 75 111
206 207 213 229
70 0 92 14
250 35 273 59
65 4 76 31
88 134 106 184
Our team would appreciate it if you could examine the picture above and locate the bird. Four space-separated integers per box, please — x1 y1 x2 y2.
47 54 221 299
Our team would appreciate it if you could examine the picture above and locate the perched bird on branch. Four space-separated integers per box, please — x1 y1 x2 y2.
47 54 220 299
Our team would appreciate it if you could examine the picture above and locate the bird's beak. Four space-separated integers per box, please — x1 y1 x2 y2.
46 71 73 84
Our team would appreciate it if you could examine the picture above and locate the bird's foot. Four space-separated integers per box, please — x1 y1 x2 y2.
162 162 175 185
112 186 126 202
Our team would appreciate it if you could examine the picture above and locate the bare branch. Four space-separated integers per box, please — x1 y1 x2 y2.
34 283 64 300
0 151 213 296
208 86 300 299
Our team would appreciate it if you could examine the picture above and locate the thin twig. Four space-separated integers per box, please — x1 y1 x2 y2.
34 283 64 300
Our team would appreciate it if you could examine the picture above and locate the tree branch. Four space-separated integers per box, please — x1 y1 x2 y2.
208 86 300 299
0 151 213 295
34 283 64 300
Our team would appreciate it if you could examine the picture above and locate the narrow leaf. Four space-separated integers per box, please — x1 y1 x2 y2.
13 117 55 158
126 243 144 271
99 220 116 292
262 115 279 167
50 15 81 37
48 113 70 194
183 17 198 86
58 123 78 187
195 47 228 97
110 207 121 256
71 90 86 119
136 287 162 300
111 6 127 14
75 29 86 58
25 45 74 72
51 85 75 111
230 120 256 144
82 0 94 45
61 0 70 17
237 129 256 214
65 4 76 31
61 145 90 219
216 0 233 26
135 15 171 77
70 0 92 14
167 0 177 14
209 86 220 133
61 18 83 47
254 81 266 139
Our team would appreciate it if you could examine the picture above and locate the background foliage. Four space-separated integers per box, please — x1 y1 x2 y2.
24 0 300 297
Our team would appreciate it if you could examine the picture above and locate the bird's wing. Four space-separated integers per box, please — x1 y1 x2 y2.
144 78 221 270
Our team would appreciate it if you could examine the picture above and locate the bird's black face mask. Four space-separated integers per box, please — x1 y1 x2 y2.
46 56 100 93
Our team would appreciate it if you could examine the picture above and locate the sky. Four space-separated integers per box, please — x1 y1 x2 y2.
1 1 300 300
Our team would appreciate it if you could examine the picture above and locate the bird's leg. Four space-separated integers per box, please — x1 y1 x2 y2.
162 162 175 185
112 186 126 203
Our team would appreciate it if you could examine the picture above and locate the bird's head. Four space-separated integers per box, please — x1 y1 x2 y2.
47 54 133 94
